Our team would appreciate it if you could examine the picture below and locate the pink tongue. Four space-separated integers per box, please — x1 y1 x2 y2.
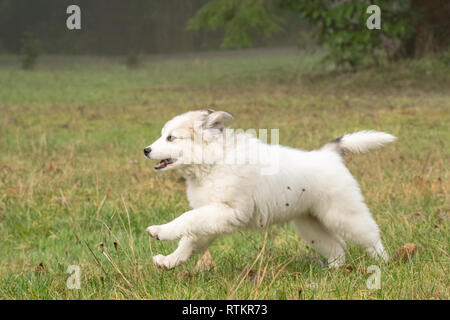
154 159 174 169
154 161 167 169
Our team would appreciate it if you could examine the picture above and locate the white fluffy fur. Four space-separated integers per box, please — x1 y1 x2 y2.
144 110 395 270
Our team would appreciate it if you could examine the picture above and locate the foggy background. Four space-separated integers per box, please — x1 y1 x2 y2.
0 0 303 55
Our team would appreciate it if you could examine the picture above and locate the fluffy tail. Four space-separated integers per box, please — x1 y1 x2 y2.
321 130 396 154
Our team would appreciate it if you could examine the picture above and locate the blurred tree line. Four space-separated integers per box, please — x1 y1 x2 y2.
0 0 301 55
189 0 450 68
0 0 448 70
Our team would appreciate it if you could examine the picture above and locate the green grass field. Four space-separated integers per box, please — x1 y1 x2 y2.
0 48 448 299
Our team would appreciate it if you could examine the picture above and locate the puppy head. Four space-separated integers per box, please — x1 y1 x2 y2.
143 109 234 171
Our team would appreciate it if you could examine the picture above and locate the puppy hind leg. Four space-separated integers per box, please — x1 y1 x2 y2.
321 203 389 263
292 215 346 268
364 237 389 262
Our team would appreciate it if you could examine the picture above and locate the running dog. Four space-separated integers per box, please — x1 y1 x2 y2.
144 110 395 269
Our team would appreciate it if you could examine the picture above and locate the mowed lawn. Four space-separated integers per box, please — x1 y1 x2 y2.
0 48 448 299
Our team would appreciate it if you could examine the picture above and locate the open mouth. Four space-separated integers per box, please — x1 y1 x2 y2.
154 158 176 170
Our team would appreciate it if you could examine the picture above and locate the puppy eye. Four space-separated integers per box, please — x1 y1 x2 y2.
167 135 176 142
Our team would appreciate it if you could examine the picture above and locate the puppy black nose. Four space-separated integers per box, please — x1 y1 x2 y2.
143 147 151 156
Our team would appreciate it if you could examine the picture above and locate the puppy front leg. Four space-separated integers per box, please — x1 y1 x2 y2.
153 235 215 270
147 203 245 241
152 236 194 270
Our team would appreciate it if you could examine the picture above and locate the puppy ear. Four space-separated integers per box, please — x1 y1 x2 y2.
202 110 234 130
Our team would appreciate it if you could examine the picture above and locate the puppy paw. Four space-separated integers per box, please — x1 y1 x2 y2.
327 257 345 269
146 224 180 241
153 254 177 270
146 225 162 240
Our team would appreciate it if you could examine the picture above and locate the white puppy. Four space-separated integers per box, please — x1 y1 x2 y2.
144 110 395 269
